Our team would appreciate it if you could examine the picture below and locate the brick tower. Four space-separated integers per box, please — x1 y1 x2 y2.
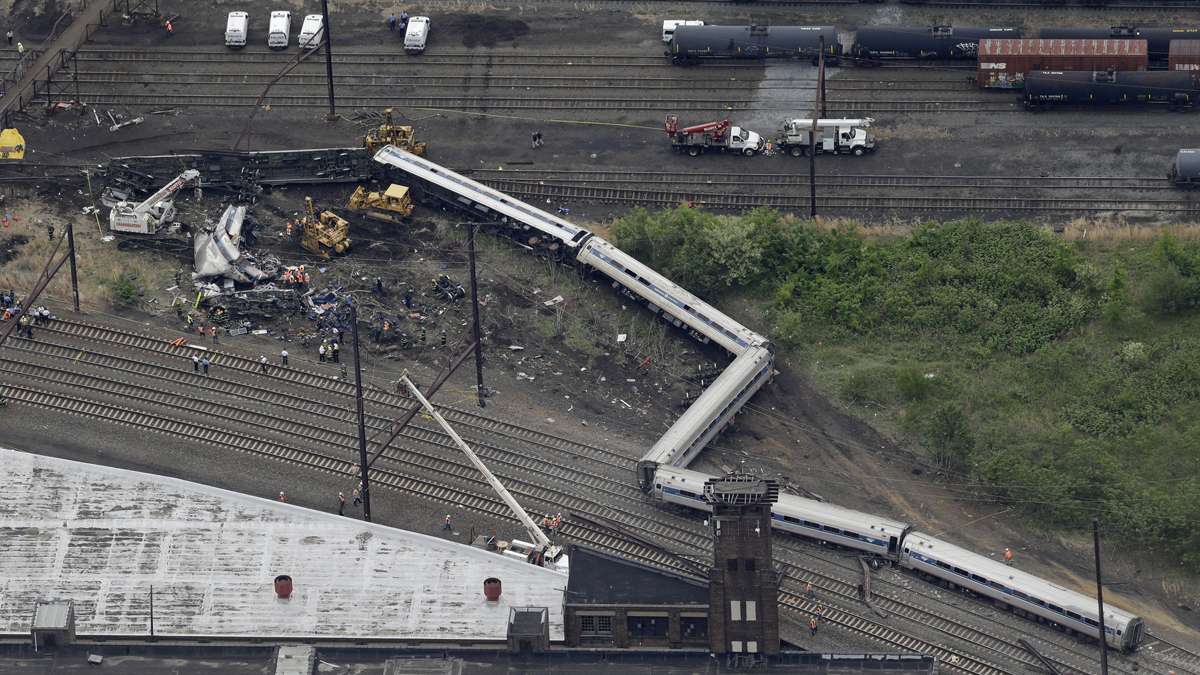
705 473 780 665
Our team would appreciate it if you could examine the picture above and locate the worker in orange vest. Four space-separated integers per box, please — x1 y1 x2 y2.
809 616 818 636
1003 547 1014 565
285 220 293 238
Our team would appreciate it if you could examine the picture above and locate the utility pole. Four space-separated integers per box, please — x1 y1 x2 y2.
1093 518 1109 675
349 302 371 521
809 36 826 218
467 222 486 408
320 0 336 120
65 220 79 312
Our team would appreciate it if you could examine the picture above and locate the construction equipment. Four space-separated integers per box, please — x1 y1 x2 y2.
109 169 199 234
363 108 427 155
345 184 413 224
400 374 568 573
665 115 764 157
300 196 351 257
0 128 25 160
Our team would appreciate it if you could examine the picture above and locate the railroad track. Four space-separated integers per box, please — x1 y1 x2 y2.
479 178 1200 213
75 48 681 68
74 91 758 111
73 71 972 92
0 378 1017 675
465 169 1174 191
21 317 1177 674
1140 634 1200 675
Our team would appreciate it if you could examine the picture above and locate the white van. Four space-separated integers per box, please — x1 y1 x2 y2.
268 11 291 50
225 11 248 49
662 20 703 43
298 14 324 49
404 16 430 54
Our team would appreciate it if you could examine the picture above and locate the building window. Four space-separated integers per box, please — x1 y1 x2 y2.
744 559 756 572
731 640 742 653
730 600 742 621
580 614 613 637
627 615 668 639
745 600 757 622
681 616 708 641
747 640 758 653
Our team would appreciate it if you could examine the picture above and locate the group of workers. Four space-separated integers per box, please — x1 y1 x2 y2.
541 513 563 536
386 11 411 32
280 265 310 287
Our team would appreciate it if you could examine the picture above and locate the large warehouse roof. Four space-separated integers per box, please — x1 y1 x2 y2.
0 447 565 641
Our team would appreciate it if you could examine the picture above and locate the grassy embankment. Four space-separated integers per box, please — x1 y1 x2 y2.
612 207 1200 570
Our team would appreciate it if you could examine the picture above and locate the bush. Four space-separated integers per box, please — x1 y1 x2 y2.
110 272 142 307
895 365 933 402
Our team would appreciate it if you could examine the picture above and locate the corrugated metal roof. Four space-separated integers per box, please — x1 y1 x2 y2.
0 447 565 642
1170 39 1200 56
979 38 1147 57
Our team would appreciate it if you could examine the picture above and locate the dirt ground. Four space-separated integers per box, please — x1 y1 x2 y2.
3 0 1199 651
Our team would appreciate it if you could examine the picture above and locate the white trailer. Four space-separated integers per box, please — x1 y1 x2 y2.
778 118 876 157
108 169 199 234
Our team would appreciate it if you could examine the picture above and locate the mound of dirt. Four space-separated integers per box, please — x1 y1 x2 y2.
440 14 529 48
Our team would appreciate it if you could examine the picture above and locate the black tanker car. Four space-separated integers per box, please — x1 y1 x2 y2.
1023 70 1197 109
850 25 1022 61
669 25 841 64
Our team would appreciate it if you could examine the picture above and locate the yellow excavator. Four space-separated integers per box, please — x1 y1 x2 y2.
345 184 413 224
300 196 351 257
363 108 427 155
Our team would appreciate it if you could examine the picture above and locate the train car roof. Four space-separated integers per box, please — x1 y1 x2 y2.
775 492 909 536
655 466 909 537
373 146 591 246
578 237 767 353
643 347 772 467
1177 149 1200 177
904 532 1139 625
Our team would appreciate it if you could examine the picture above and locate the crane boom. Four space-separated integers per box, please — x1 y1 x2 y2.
399 374 553 551
109 169 200 234
132 169 200 216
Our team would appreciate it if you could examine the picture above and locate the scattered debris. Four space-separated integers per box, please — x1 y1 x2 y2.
543 295 563 307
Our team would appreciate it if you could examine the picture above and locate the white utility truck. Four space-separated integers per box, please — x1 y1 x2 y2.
777 118 877 157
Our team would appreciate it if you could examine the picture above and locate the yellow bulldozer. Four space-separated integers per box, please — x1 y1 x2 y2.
300 196 351 257
363 108 427 155
346 184 413 225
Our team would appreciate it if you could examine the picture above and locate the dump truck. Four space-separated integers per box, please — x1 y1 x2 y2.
664 115 764 157
345 184 413 224
363 108 427 155
300 196 351 257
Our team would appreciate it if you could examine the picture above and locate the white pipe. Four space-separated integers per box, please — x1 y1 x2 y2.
399 374 552 550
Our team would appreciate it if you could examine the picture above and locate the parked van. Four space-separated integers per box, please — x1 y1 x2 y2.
404 16 430 54
298 14 324 49
225 11 249 49
268 11 291 50
662 20 703 43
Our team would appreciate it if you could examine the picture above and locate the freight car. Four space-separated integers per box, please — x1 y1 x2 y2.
977 39 1148 90
850 25 1022 62
1023 70 1197 109
668 24 840 65
1170 149 1200 186
1039 27 1200 62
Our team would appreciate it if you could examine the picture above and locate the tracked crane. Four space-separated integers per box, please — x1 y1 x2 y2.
109 169 200 234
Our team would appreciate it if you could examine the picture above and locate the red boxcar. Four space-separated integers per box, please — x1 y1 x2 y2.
978 39 1147 89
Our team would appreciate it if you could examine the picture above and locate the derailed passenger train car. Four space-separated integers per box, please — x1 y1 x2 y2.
668 24 840 64
1023 70 1197 109
850 25 1022 61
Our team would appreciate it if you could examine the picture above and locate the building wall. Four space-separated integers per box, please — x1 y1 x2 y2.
564 605 709 648
708 502 780 656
